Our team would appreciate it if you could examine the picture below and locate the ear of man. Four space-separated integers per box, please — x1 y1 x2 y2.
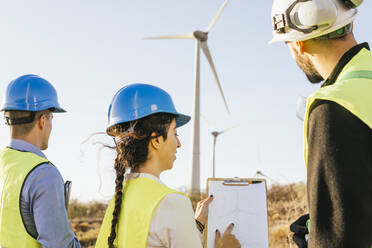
295 40 322 57
296 41 306 55
7 110 50 138
37 112 49 131
298 32 355 56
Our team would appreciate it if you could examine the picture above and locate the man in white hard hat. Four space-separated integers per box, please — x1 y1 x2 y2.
270 0 372 247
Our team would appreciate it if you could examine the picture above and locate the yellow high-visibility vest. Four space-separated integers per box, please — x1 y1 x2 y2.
0 147 51 248
304 48 372 167
95 177 183 248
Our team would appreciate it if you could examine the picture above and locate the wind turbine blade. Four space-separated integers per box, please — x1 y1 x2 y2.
200 41 230 113
206 0 230 33
220 123 240 134
143 33 194 40
257 171 278 184
201 114 217 131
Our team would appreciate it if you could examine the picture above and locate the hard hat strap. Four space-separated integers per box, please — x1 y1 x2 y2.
5 112 36 126
113 120 165 145
114 121 138 144
273 0 318 34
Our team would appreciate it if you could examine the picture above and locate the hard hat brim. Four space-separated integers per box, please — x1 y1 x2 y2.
52 107 67 113
0 105 66 113
175 113 191 128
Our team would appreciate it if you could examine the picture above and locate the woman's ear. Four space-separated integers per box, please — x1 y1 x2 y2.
149 132 162 150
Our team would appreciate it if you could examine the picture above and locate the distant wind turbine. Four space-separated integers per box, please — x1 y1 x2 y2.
144 0 231 193
254 170 278 184
254 144 279 184
202 115 239 178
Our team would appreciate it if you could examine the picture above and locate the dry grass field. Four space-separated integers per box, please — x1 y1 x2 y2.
69 182 307 248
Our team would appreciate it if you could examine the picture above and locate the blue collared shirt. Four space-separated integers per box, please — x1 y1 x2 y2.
9 139 81 248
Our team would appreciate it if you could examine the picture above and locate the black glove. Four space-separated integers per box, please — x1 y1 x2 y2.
290 213 309 248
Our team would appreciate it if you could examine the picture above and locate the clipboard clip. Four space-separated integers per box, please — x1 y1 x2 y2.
223 178 263 186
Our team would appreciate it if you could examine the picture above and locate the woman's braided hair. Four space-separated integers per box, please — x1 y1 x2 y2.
107 113 175 248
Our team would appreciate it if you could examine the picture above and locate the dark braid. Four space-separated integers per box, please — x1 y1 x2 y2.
107 113 174 248
107 155 125 248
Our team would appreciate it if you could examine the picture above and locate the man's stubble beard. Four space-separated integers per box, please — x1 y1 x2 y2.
293 48 324 84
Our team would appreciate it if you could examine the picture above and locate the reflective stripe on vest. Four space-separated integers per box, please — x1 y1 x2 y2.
95 177 183 248
304 48 372 167
0 147 50 248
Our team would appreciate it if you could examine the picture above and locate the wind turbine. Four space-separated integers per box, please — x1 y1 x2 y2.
211 126 239 177
254 144 279 184
254 171 278 184
202 115 239 178
144 0 231 193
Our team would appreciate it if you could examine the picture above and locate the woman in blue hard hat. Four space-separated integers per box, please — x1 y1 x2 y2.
95 83 240 248
0 75 81 247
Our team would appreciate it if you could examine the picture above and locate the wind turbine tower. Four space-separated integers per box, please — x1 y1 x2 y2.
145 0 231 193
211 126 238 177
203 115 240 178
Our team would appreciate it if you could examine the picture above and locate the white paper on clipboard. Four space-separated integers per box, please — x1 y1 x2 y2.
206 179 269 248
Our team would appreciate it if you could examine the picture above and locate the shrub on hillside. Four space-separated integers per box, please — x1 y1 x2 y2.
68 200 107 220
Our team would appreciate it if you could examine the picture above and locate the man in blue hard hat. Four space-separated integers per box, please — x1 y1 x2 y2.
0 74 81 247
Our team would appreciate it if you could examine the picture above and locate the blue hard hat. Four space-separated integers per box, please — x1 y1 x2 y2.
0 74 66 113
107 83 190 134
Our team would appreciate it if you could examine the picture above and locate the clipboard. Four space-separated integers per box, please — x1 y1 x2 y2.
64 180 72 211
205 178 269 248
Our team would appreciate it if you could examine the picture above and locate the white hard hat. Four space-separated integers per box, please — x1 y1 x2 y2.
269 0 362 44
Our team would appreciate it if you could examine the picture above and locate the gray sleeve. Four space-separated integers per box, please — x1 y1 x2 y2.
22 163 81 248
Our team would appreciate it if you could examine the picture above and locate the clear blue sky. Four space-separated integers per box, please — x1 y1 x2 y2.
1 0 371 201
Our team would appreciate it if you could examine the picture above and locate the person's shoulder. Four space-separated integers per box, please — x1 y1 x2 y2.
165 192 189 201
308 99 372 143
22 162 64 200
30 162 62 177
309 99 356 123
160 192 192 211
310 99 369 126
26 162 63 186
310 99 342 114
